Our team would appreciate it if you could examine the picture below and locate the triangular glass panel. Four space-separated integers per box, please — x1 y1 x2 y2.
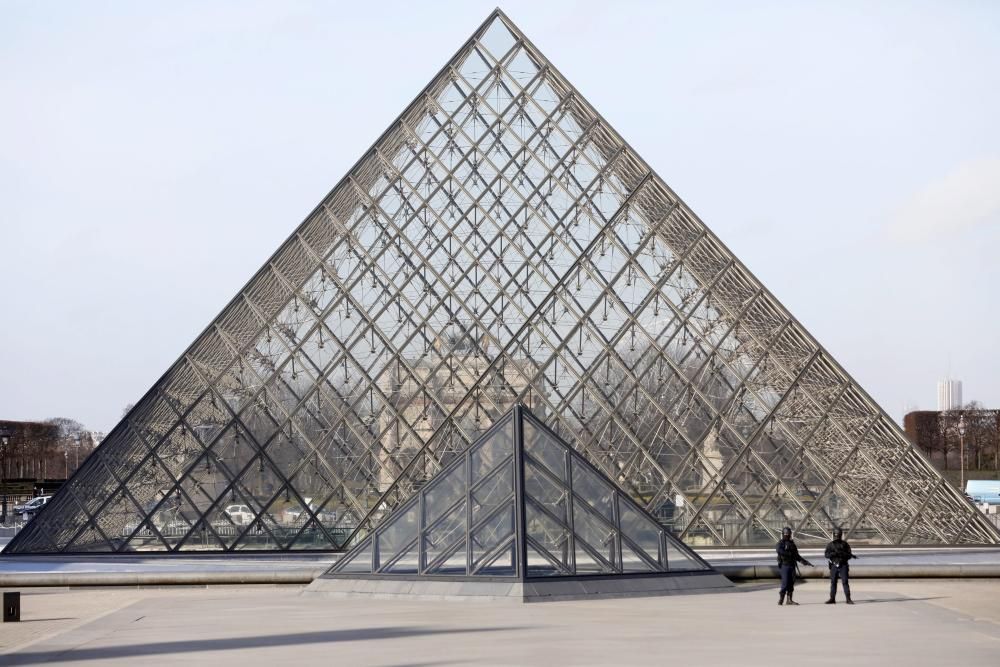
475 539 516 576
524 460 569 523
618 500 663 567
8 9 995 557
622 543 656 573
471 501 515 568
570 457 614 520
525 541 568 577
375 501 419 568
424 499 467 568
382 542 419 574
472 462 514 520
525 501 572 574
574 542 611 574
571 501 617 568
335 537 374 574
666 540 711 572
425 538 468 576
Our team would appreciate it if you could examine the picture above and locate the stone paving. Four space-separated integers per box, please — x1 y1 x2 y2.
1 579 999 666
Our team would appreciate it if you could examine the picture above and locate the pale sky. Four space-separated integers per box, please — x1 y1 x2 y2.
2 1 998 432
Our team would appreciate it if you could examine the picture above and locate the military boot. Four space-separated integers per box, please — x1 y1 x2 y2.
786 593 799 606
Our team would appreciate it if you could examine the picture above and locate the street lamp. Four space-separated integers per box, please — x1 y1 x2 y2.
73 433 82 473
958 415 967 493
0 425 13 525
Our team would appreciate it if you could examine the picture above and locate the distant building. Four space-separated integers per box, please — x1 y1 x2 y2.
0 420 63 493
937 380 963 411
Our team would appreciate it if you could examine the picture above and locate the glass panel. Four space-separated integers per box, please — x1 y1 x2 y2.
471 417 514 483
523 420 567 481
424 500 467 571
571 457 614 520
335 539 374 573
471 502 514 567
472 462 513 521
478 16 517 61
424 463 467 526
619 499 661 566
376 502 418 566
526 501 571 573
524 459 568 522
572 501 617 568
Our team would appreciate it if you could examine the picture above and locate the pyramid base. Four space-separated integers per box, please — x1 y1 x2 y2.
305 571 732 602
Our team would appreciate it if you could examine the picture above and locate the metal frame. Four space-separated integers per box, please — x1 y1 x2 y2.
6 9 997 555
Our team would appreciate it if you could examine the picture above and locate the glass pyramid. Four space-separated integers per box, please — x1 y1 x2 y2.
6 10 997 555
325 405 711 578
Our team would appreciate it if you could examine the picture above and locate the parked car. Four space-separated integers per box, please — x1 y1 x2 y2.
14 495 51 517
224 504 254 526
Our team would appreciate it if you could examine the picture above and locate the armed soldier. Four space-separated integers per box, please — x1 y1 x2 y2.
776 526 812 606
824 527 856 604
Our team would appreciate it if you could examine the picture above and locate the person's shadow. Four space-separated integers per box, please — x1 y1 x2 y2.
3 626 521 665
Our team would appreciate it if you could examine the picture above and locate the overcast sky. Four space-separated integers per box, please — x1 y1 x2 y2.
2 1 998 432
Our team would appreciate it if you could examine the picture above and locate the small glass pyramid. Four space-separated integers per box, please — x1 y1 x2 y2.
325 404 711 579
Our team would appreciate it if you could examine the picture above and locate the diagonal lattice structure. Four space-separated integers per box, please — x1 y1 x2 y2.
6 10 997 554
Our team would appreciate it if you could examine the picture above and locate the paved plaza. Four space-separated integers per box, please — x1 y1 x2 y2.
2 579 999 665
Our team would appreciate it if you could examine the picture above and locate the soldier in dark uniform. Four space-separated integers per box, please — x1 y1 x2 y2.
776 526 812 605
824 527 856 604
